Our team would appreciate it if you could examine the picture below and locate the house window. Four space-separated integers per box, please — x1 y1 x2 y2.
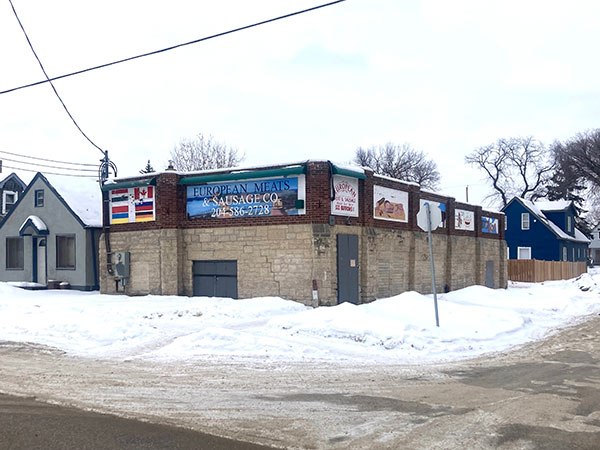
6 237 24 269
563 247 567 261
567 216 572 232
56 235 75 269
2 190 17 214
517 247 531 260
35 190 44 207
521 213 530 230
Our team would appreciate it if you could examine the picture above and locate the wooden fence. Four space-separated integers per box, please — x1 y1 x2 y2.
508 259 588 283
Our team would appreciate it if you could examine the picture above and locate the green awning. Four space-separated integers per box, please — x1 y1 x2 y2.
179 165 307 185
101 177 156 191
331 164 366 179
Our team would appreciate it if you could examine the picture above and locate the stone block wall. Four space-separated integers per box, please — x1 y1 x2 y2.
99 222 508 304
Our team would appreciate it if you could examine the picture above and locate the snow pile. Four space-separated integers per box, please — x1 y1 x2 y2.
0 272 599 364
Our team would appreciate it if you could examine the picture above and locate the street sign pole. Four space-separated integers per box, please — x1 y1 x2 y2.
425 203 440 327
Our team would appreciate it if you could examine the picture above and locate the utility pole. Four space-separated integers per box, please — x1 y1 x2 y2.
466 185 469 203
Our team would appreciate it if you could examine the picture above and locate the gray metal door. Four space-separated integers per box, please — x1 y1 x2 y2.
485 260 494 288
337 234 359 304
193 260 238 298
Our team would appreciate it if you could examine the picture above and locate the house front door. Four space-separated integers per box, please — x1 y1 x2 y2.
36 238 47 286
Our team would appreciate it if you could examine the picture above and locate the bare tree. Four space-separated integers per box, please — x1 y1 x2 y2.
465 137 554 207
170 133 244 171
551 129 600 189
354 143 441 189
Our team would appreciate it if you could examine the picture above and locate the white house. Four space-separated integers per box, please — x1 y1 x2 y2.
590 223 600 265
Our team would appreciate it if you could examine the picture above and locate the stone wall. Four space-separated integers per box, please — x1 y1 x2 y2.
100 222 508 305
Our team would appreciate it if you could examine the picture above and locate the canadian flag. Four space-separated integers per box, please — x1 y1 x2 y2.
134 186 153 201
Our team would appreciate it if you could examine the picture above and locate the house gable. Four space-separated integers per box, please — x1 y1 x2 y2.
503 198 558 260
0 173 98 231
542 203 577 237
0 173 27 219
503 198 589 262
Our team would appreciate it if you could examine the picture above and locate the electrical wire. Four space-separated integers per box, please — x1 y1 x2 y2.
1 0 346 96
0 156 98 172
8 0 106 155
2 164 98 178
0 149 97 167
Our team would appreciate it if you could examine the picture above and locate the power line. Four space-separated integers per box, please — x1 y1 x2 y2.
1 0 346 96
0 156 98 172
8 0 106 156
2 164 97 178
0 150 97 167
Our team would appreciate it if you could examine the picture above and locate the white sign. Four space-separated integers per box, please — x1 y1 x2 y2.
373 185 408 223
331 175 359 217
417 201 443 232
419 199 446 228
455 209 475 231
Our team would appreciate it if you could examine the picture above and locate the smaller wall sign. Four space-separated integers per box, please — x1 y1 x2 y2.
110 185 155 224
331 175 359 217
373 185 408 223
455 209 475 231
482 216 499 234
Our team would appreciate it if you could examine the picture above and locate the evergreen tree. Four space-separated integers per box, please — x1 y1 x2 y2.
139 160 155 174
547 143 590 233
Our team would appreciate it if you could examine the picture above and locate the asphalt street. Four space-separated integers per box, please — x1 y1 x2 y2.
0 393 273 450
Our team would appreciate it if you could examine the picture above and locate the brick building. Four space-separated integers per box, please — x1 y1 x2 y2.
99 161 507 305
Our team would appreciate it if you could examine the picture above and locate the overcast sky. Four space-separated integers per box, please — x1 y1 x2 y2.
1 0 599 207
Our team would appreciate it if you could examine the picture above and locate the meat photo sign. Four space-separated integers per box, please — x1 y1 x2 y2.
373 185 408 223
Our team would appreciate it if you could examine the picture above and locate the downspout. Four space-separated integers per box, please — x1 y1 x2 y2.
328 160 336 201
91 228 99 290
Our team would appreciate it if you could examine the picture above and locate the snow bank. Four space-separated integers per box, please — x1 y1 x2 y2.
1 271 599 364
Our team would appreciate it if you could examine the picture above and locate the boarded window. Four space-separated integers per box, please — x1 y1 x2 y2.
56 235 75 269
517 247 531 260
6 237 24 269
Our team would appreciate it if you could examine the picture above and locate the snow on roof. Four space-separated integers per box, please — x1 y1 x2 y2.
534 200 572 211
518 198 589 243
574 228 591 243
19 215 47 234
44 175 102 228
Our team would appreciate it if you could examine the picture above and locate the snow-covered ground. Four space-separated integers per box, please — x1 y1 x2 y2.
1 271 599 364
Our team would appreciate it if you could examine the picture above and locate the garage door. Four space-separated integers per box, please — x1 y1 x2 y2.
192 260 238 298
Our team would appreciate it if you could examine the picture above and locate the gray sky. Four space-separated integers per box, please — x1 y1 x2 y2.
1 0 599 207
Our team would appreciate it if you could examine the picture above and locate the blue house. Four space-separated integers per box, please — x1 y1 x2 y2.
502 198 589 262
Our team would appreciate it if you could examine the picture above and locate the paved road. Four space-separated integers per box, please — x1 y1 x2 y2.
0 393 273 450
1 313 600 449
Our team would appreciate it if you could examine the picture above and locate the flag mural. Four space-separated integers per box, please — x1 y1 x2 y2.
110 185 155 224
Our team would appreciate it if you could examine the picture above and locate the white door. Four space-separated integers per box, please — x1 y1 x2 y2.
37 239 47 285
